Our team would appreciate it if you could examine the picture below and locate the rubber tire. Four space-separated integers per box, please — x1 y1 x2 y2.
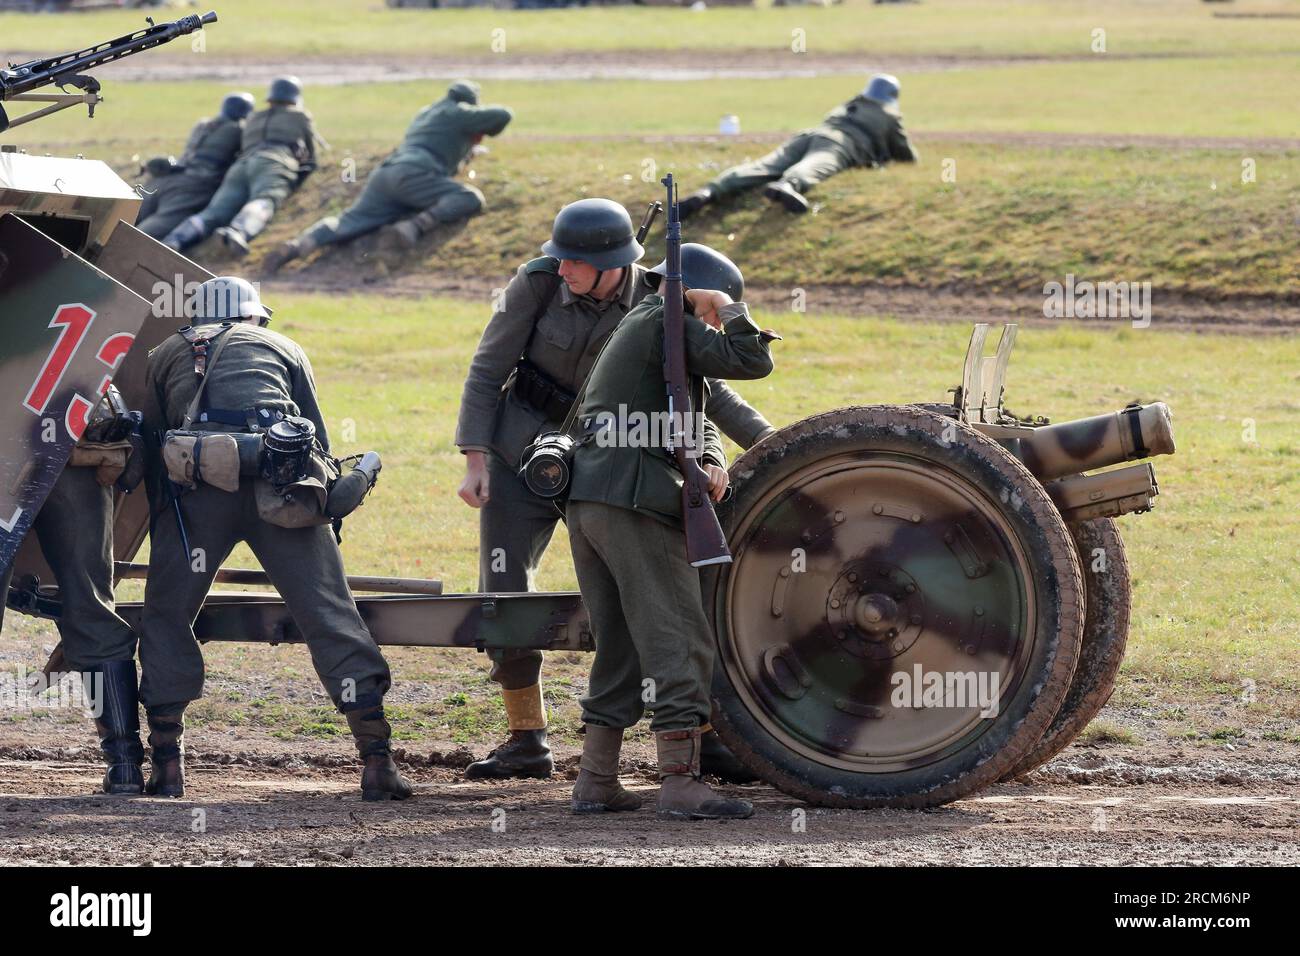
1001 518 1131 779
708 405 1085 809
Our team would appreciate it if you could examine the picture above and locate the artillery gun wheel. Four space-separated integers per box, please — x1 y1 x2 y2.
707 405 1084 808
1001 518 1131 779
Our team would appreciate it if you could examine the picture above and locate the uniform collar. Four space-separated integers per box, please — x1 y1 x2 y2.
558 264 643 310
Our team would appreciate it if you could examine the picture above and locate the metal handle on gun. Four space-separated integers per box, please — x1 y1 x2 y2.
636 200 663 245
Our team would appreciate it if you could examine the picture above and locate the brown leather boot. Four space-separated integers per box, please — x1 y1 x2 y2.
571 724 641 814
144 705 186 798
466 684 554 780
346 705 413 801
656 727 754 820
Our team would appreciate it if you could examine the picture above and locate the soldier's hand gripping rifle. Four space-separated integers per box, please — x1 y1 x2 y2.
661 173 732 568
0 11 218 133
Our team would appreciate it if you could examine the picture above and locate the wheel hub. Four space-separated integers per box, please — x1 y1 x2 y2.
826 562 924 659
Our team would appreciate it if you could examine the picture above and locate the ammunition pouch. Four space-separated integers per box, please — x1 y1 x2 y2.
68 440 133 488
254 451 337 529
161 431 243 493
511 360 576 424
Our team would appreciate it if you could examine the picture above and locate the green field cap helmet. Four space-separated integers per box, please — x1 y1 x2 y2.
649 242 744 301
541 198 645 270
447 80 480 105
268 75 302 106
864 73 900 108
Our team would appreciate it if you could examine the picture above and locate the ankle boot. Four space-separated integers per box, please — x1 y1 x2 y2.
345 705 413 801
162 214 207 252
218 198 275 256
571 724 641 814
700 728 759 784
87 660 144 795
466 684 554 780
144 705 186 797
656 727 754 820
677 187 715 221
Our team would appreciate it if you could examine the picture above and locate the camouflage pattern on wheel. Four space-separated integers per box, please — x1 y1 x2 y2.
1001 517 1130 779
706 405 1085 809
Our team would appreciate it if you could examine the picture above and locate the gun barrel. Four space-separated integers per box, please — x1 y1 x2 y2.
0 12 216 100
981 401 1175 482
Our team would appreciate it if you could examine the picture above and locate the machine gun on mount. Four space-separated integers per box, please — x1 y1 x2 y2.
0 11 216 132
0 28 1178 807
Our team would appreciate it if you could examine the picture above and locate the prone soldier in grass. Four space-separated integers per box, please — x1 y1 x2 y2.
135 92 255 240
454 198 774 783
679 73 918 218
265 81 512 272
162 77 322 257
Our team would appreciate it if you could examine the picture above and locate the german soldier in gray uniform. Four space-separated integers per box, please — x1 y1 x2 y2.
679 74 917 218
162 77 321 257
137 276 412 801
454 199 773 782
0 392 145 794
264 81 512 272
135 93 255 240
566 244 776 819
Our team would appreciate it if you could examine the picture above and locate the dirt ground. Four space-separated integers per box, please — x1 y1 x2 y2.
0 721 1295 866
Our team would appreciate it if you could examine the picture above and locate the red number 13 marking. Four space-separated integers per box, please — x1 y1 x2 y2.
22 303 137 442
22 303 96 416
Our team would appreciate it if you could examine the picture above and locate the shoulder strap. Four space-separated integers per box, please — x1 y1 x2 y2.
518 259 563 359
180 324 237 429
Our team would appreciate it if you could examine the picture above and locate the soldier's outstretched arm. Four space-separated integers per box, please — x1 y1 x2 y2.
469 104 514 138
454 268 540 452
889 120 919 163
680 298 776 382
704 378 775 450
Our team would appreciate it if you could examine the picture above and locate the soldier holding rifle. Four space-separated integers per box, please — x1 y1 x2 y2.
565 177 778 819
454 198 773 784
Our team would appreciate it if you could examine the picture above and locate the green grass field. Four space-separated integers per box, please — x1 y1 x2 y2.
3 0 1300 58
8 64 1297 299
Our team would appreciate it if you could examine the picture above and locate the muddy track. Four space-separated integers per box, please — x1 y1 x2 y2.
263 273 1300 335
0 741 1295 865
23 49 1300 84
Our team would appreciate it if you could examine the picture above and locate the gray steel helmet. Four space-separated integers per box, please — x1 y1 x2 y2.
447 80 480 105
267 75 302 106
649 243 744 301
190 276 272 325
221 91 256 122
864 73 901 109
540 198 645 270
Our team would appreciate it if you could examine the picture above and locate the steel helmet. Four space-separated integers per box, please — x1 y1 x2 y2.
864 73 901 109
447 80 480 105
541 198 645 270
267 76 302 106
221 91 256 122
648 242 744 301
190 275 272 325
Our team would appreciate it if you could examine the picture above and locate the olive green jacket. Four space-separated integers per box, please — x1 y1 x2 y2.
144 323 329 450
179 115 244 178
455 261 774 468
817 96 918 168
384 95 513 176
240 105 319 173
568 295 776 528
